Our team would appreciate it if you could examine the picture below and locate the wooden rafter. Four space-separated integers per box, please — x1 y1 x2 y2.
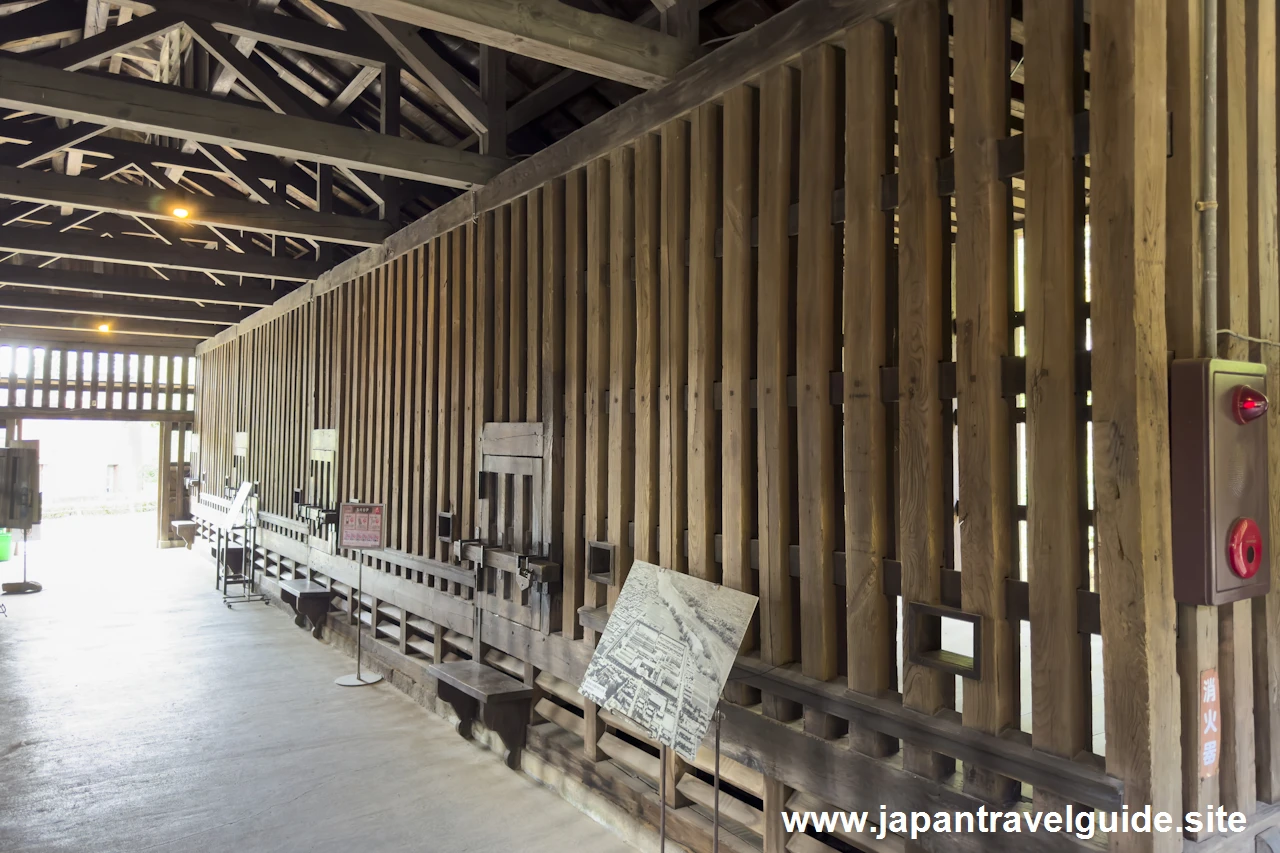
0 262 275 305
0 290 249 324
0 224 326 280
0 57 509 187
0 308 221 338
322 0 694 88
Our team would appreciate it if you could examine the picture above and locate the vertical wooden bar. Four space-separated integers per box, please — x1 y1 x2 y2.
1091 0 1183 847
688 102 719 586
510 196 528 424
527 187 543 423
954 0 1017 802
757 66 798 723
422 245 440 560
564 170 588 639
1024 0 1090 810
608 147 635 606
494 206 511 547
796 46 841 735
450 228 465 561
541 180 565 565
844 20 894 758
659 118 689 577
634 134 661 571
477 213 496 549
463 222 478 543
895 0 954 781
583 158 611 760
1249 0 1280 805
721 85 756 641
435 239 453 562
585 157 611 631
1217 0 1257 818
391 257 407 552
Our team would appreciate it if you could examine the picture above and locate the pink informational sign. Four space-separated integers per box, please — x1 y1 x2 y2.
338 503 385 550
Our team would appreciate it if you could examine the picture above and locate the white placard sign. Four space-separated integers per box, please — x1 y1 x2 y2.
580 561 759 761
225 481 253 525
338 503 385 550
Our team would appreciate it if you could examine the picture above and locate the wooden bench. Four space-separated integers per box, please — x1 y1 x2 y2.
278 578 331 639
427 660 534 769
170 520 198 549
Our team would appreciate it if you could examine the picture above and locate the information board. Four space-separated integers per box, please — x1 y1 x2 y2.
338 503 385 550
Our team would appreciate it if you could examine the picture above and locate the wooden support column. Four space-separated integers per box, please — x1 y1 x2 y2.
895 0 954 783
688 102 719 584
541 178 565 567
1025 0 1090 812
585 157 611 639
756 66 798 724
843 19 894 759
1091 0 1183 849
480 46 507 158
1218 0 1257 818
607 146 636 604
1249 0 1280 806
659 119 689 577
796 44 840 738
721 83 757 707
954 0 1017 804
563 170 588 639
634 133 661 570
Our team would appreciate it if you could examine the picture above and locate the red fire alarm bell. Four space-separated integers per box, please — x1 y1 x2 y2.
1171 359 1271 606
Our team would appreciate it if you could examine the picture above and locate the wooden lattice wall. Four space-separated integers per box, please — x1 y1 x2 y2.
194 0 1280 850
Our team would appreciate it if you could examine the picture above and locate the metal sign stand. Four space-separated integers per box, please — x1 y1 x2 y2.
335 548 383 687
335 501 385 688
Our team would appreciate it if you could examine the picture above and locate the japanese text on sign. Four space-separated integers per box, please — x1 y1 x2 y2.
338 503 385 550
1200 668 1221 779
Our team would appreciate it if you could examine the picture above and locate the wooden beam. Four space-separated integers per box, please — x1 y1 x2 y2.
0 291 247 324
0 225 325 280
208 0 282 99
325 65 381 119
32 11 183 71
119 0 391 67
0 263 275 305
0 0 86 52
0 121 107 168
0 58 508 189
186 19 314 117
1091 0 1182 848
0 165 392 246
479 46 506 157
0 325 197 352
321 0 693 89
362 13 488 136
0 308 221 338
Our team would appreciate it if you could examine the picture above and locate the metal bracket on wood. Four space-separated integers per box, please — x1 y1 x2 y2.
436 511 454 545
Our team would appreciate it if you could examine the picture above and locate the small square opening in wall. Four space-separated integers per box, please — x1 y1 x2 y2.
586 540 616 586
906 602 982 681
436 511 454 543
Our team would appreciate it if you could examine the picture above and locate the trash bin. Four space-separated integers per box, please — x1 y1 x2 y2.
0 531 13 562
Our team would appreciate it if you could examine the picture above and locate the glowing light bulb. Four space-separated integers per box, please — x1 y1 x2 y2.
98 323 110 333
172 206 190 219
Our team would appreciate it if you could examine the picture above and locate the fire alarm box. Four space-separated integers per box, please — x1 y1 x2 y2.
1171 359 1270 606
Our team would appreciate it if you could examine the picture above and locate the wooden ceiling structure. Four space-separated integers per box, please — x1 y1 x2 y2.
0 0 776 342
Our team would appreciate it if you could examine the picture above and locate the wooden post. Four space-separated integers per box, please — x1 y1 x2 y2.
1024 0 1090 812
844 19 895 759
1091 0 1183 849
607 146 635 605
563 170 588 639
896 0 954 783
659 118 689 577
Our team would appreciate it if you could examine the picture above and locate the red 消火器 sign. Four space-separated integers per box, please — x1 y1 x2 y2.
338 503 385 551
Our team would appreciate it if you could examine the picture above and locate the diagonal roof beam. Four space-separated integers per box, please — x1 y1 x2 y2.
0 58 510 188
186 19 314 117
0 224 327 280
32 9 184 71
321 0 693 88
325 65 382 119
360 13 487 135
208 0 282 98
0 0 88 52
0 121 108 168
0 263 276 306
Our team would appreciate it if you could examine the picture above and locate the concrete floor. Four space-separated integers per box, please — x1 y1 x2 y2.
0 513 635 853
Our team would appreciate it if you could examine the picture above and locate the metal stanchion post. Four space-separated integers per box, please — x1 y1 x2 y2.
714 710 722 853
659 746 667 853
336 549 382 687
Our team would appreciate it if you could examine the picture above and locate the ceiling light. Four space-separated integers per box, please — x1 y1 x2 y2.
172 206 190 220
97 323 110 333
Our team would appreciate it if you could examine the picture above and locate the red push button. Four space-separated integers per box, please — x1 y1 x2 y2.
1233 385 1270 424
1228 517 1264 579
